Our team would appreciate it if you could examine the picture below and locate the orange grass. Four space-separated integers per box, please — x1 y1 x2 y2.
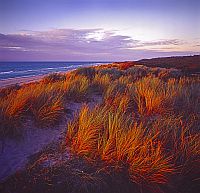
0 90 27 137
66 105 174 187
0 72 94 137
66 105 107 158
65 67 199 190
0 63 199 192
130 77 182 115
0 81 65 137
92 73 112 93
63 74 91 101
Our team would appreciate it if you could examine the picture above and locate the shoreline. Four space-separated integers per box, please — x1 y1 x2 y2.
0 62 109 88
0 75 45 88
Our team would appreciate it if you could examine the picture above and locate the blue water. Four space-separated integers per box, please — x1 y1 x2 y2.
0 61 109 80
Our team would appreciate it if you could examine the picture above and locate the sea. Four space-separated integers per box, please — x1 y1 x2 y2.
0 61 109 80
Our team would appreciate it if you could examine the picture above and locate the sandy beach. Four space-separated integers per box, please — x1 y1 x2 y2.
0 75 45 88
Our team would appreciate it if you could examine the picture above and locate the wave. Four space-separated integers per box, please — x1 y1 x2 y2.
0 63 105 76
0 67 82 81
0 74 45 81
0 71 14 75
0 62 107 81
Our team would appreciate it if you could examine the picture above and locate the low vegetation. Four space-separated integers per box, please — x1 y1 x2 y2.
65 69 199 192
1 59 200 193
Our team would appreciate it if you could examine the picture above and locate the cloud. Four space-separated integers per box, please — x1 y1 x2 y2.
135 39 184 47
0 28 198 61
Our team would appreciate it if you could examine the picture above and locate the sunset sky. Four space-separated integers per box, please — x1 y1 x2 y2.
0 0 199 61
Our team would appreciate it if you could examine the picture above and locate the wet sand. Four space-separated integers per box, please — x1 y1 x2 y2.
0 75 45 88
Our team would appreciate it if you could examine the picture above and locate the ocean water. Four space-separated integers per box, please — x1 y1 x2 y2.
0 61 109 80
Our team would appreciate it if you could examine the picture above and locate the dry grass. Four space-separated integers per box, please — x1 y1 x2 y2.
66 103 199 191
92 73 112 93
0 90 27 138
0 81 65 137
130 77 181 115
27 83 64 127
66 105 175 189
0 84 21 98
66 105 107 158
104 80 127 100
42 73 66 83
63 74 91 101
104 93 130 114
64 65 199 192
1 63 199 192
0 72 94 137
73 67 96 80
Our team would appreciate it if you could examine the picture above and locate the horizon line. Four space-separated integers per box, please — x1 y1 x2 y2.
0 54 199 63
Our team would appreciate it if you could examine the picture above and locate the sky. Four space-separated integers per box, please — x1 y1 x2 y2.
0 0 199 61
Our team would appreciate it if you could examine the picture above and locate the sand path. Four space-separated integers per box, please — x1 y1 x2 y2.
0 96 102 182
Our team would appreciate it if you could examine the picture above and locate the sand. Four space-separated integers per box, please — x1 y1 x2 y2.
0 113 70 182
0 96 102 182
0 75 45 88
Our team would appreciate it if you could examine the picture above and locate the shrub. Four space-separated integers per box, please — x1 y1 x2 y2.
157 68 182 80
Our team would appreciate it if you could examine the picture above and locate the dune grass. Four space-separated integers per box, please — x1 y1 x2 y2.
0 71 96 138
130 77 175 115
64 65 199 192
0 63 199 192
63 74 91 101
0 90 27 138
41 73 67 84
66 104 175 188
0 82 65 137
27 83 64 127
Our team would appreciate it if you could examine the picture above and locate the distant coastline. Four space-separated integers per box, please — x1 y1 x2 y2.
0 61 109 87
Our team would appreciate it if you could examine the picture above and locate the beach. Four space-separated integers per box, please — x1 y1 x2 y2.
0 75 44 88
